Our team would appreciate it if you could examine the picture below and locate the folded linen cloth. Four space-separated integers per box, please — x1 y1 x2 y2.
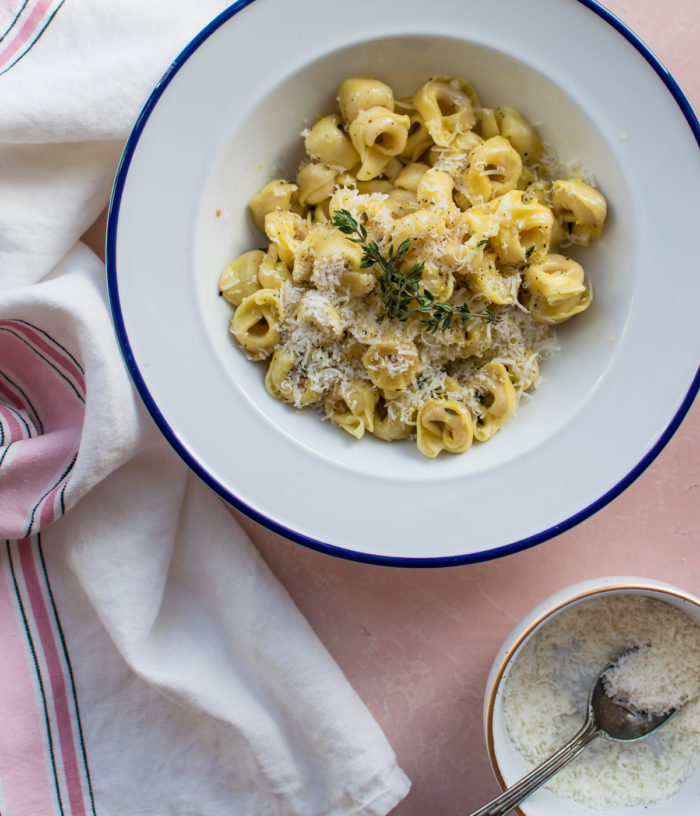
0 2 410 814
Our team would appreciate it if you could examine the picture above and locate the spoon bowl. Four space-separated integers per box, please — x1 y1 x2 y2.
590 665 677 743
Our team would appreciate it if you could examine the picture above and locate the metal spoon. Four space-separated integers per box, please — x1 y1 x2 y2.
468 654 679 816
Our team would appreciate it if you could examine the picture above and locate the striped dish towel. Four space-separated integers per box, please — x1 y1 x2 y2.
0 318 82 536
0 3 410 815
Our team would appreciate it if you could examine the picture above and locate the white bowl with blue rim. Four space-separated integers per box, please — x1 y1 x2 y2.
107 0 700 565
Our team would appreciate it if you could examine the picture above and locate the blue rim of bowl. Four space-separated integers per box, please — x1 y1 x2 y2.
106 0 700 568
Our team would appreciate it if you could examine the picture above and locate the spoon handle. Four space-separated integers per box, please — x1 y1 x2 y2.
467 717 598 816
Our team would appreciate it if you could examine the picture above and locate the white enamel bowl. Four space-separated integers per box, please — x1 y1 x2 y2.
107 0 700 564
484 577 700 816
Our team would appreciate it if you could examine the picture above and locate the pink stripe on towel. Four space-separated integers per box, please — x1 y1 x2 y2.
19 542 88 816
0 0 60 72
0 320 84 537
0 549 59 816
0 428 79 536
3 321 85 399
0 401 28 441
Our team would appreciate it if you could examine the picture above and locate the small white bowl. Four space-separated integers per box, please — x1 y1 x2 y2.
483 577 700 816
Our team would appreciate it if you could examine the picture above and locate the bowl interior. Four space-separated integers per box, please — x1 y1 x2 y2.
194 34 633 481
487 584 700 816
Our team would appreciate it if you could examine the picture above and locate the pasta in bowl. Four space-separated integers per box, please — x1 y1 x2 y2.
108 0 700 562
218 76 607 459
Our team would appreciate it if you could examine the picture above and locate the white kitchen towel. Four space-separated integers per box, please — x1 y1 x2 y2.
0 2 411 814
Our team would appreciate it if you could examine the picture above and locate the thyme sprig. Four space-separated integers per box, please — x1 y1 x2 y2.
332 208 494 333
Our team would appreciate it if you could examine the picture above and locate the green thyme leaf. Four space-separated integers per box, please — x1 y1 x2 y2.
332 209 495 333
331 209 359 234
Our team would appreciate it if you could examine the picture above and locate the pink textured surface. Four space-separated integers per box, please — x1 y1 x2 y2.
236 2 700 813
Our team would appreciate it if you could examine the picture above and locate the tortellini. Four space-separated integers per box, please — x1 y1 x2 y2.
337 78 395 124
478 107 542 161
413 76 477 147
304 114 359 170
372 397 412 441
521 254 591 324
324 381 378 439
296 162 339 207
265 347 321 406
361 338 420 393
417 399 473 458
249 180 297 231
464 136 522 203
348 107 411 180
218 75 608 458
264 210 308 268
230 289 282 358
468 362 517 442
551 179 607 245
218 250 263 306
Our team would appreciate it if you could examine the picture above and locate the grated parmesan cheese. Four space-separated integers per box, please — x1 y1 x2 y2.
503 594 700 809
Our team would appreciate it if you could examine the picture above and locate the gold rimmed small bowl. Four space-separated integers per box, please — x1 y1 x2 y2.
483 577 700 816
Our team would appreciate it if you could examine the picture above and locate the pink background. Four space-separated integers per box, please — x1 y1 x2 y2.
239 2 700 814
83 2 699 813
